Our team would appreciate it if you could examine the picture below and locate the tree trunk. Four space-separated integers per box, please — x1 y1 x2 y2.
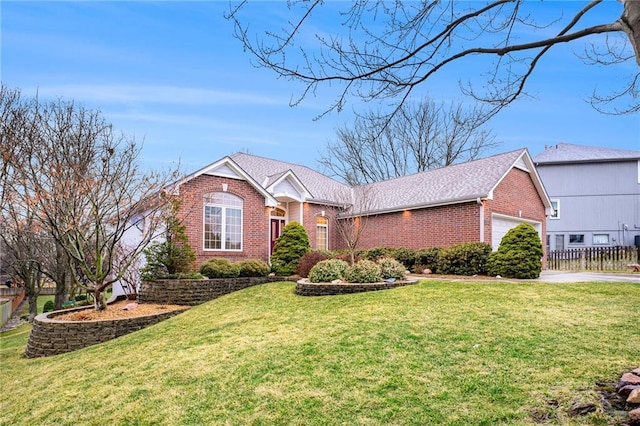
27 293 38 322
93 288 106 311
54 279 69 310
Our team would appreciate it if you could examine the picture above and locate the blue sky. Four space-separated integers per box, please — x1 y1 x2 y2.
2 1 639 175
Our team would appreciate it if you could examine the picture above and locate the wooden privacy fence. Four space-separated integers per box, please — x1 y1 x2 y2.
547 246 640 271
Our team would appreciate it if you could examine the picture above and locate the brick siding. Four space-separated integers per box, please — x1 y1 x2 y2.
178 175 270 266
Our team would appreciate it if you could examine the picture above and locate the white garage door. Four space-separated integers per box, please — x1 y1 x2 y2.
491 214 542 251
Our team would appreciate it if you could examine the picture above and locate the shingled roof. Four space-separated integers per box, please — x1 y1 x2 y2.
353 149 540 214
230 152 349 204
180 148 549 214
533 143 640 164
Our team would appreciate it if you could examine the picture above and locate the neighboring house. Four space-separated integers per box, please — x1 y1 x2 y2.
533 143 640 251
164 148 551 266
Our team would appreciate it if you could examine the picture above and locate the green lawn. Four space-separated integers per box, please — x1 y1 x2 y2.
1 280 638 425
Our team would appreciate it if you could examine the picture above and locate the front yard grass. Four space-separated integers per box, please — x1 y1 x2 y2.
1 280 638 425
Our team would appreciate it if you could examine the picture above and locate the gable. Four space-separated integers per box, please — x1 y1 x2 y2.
177 156 278 207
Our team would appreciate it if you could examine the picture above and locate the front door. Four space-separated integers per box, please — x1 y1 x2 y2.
270 218 286 253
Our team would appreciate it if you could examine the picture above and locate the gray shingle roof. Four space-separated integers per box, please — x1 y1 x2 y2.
230 152 350 203
355 149 527 213
533 143 640 164
188 148 541 214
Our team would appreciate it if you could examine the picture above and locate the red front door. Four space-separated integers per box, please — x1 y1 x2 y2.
270 218 285 253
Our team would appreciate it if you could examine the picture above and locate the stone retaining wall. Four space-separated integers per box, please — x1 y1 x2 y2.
295 278 418 296
139 276 296 305
25 306 188 358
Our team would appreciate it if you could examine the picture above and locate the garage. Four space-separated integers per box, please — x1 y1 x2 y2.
491 214 542 250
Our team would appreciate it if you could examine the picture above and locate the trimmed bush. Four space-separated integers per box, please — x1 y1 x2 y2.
414 247 441 273
487 223 543 279
365 247 396 261
43 300 55 313
345 259 382 283
238 259 271 277
308 259 349 283
199 258 240 279
270 222 311 275
297 251 332 278
377 257 407 280
394 248 417 270
437 242 492 276
74 294 88 302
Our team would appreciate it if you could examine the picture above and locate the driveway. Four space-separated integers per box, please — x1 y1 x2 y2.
535 270 640 283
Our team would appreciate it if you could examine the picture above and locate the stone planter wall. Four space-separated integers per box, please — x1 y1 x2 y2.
138 276 296 306
295 278 418 296
25 306 188 358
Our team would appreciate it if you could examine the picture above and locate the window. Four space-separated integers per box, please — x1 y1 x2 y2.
550 199 560 219
569 234 584 244
593 234 610 245
555 234 564 250
203 192 242 251
316 216 328 251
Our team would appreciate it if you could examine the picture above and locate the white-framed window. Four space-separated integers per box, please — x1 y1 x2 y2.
550 199 560 219
316 216 328 251
593 234 610 245
203 192 243 251
569 234 585 244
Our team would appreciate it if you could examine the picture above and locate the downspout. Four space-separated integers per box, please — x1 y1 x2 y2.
477 197 485 243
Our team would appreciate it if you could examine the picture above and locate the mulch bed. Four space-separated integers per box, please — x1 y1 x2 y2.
53 300 186 321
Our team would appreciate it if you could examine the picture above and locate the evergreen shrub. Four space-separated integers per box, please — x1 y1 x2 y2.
345 259 382 283
308 259 349 283
394 248 417 270
238 259 271 277
200 258 241 278
270 222 311 275
437 242 492 275
486 223 543 279
377 257 407 280
43 300 55 313
414 247 441 273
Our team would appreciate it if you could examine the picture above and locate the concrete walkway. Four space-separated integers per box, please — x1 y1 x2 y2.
533 270 640 283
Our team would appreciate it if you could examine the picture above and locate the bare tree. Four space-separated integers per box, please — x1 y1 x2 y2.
319 99 496 185
331 185 379 264
227 1 640 117
1 86 176 311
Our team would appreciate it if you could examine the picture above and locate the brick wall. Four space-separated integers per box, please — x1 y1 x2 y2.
331 167 547 255
178 175 270 265
485 167 547 260
301 203 341 251
339 202 481 250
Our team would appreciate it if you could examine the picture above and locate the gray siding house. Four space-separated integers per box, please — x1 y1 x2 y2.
533 143 640 251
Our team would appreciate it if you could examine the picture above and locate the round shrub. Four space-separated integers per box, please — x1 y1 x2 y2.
270 222 310 275
199 258 240 278
345 259 382 283
43 300 55 313
414 247 441 273
377 257 407 280
487 223 543 279
238 259 271 277
437 242 492 276
394 247 417 270
297 251 332 278
308 259 349 283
